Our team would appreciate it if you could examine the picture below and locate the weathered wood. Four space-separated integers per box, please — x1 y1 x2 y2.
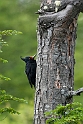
34 0 83 124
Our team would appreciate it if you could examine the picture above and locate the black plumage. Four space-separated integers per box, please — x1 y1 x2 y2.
20 55 37 88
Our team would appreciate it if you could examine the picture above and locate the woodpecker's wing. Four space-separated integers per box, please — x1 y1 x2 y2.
25 62 33 88
30 61 36 77
28 60 36 88
25 62 31 75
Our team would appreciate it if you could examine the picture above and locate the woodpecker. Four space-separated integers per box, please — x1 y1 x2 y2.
20 55 37 88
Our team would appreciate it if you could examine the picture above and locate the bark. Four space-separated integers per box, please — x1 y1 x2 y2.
34 0 83 124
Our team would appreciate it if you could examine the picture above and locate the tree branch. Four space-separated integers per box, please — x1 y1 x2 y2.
69 87 83 96
61 87 83 100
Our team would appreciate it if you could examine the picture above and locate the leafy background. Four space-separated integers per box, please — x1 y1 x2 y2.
0 0 83 124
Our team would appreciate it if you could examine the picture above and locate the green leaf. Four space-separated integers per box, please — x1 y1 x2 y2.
0 108 20 115
0 29 27 118
0 30 22 36
45 102 83 124
0 74 11 81
0 58 8 63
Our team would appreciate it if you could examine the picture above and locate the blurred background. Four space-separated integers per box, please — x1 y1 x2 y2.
0 0 83 124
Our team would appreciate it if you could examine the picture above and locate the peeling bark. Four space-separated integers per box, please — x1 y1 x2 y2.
34 0 83 124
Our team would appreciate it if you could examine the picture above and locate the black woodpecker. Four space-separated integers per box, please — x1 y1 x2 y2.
20 55 37 88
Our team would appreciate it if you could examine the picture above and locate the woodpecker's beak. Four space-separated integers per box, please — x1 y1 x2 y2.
33 54 36 58
20 56 26 61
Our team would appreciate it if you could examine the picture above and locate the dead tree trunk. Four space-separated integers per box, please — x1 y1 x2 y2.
34 0 83 124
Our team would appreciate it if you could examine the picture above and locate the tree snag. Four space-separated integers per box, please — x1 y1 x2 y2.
34 0 83 124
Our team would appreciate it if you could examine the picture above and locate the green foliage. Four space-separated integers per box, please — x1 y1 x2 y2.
0 89 27 115
0 30 22 36
0 30 27 117
0 58 8 63
45 102 83 124
0 74 11 81
0 108 20 115
0 30 22 52
0 1 38 123
0 30 21 82
0 89 27 105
